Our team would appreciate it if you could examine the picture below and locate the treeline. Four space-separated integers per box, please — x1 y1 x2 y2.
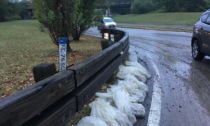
131 0 210 14
0 0 31 22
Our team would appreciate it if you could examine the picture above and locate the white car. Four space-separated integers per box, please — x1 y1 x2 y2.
98 17 116 30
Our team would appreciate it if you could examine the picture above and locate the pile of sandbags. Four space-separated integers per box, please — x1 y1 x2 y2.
77 51 151 126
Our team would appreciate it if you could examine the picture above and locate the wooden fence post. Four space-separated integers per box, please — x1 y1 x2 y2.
101 29 104 39
101 39 110 50
33 63 57 82
108 30 111 41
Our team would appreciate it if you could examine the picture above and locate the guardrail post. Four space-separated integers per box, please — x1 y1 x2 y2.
101 39 110 50
33 63 57 82
108 30 111 41
114 30 121 42
101 29 104 39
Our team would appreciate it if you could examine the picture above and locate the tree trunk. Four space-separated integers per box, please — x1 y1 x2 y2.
73 35 80 41
72 30 81 41
67 39 72 53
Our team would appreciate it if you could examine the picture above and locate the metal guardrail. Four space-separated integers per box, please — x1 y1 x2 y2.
0 29 129 126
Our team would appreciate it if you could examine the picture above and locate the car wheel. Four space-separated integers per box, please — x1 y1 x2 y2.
192 39 204 60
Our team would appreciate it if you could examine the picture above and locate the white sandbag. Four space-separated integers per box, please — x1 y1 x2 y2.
117 80 146 103
123 75 148 92
111 85 137 124
128 49 138 62
95 92 113 103
130 103 146 118
133 91 146 102
125 61 151 78
77 116 108 126
117 65 147 82
89 98 132 126
118 80 147 96
125 61 148 75
128 91 145 103
129 94 144 103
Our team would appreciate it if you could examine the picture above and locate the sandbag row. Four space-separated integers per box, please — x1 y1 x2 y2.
77 52 151 126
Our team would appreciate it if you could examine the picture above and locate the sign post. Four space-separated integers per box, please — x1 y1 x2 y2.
59 38 67 71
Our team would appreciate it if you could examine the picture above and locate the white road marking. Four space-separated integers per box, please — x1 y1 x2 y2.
147 61 162 126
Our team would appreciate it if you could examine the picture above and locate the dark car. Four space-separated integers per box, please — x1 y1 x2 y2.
191 9 210 60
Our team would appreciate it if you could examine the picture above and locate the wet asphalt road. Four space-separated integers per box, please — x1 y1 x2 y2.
85 28 210 126
125 28 210 126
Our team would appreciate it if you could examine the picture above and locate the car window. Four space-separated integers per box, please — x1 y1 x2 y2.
103 18 114 23
206 14 210 24
201 13 209 23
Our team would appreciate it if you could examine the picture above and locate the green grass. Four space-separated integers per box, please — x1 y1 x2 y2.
0 20 53 79
0 20 101 98
113 12 202 25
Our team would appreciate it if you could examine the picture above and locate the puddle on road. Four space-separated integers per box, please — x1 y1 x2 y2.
174 61 191 80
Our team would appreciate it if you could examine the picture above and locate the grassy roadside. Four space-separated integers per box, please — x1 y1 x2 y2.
112 12 202 31
0 20 101 98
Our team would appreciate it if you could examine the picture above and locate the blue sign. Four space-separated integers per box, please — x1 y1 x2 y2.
59 38 67 71
59 38 68 44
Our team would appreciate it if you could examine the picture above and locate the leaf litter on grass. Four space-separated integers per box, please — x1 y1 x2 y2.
0 20 101 99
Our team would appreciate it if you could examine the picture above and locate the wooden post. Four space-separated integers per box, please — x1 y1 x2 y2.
108 30 111 41
114 31 121 42
101 39 110 50
33 63 57 82
101 29 104 39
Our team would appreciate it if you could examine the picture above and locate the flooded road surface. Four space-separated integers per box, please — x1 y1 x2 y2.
124 28 210 126
86 28 210 126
